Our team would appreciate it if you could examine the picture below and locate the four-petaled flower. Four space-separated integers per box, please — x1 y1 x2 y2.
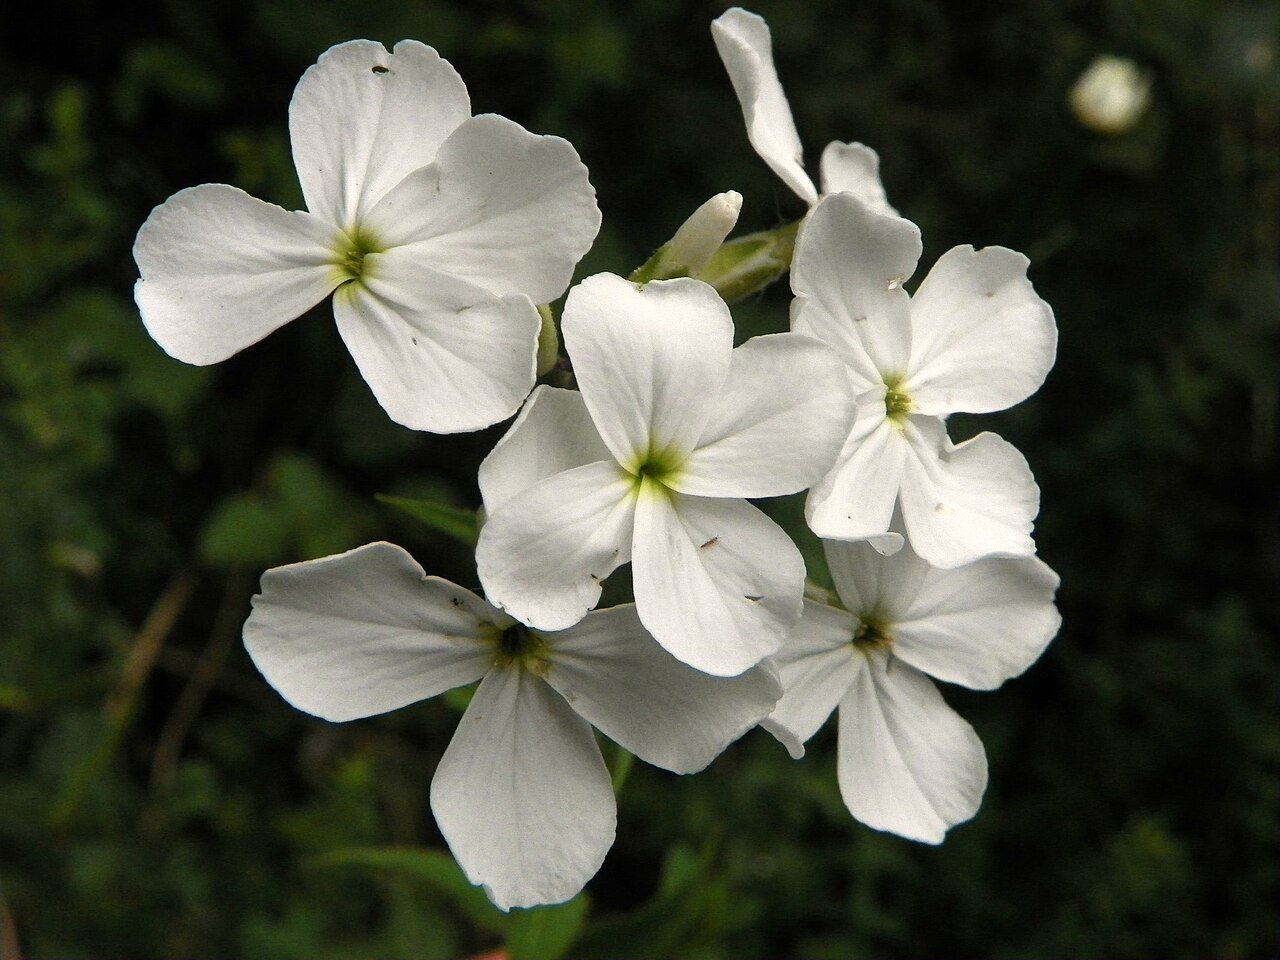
763 536 1061 843
134 39 600 433
793 192 1058 568
244 541 780 909
712 7 896 216
475 272 855 676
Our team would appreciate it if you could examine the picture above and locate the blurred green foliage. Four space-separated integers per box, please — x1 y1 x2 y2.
2 0 1279 956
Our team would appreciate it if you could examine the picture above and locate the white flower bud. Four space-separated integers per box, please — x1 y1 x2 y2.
1069 55 1152 135
632 191 743 283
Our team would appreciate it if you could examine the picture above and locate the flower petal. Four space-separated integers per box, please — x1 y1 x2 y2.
544 605 781 774
333 250 539 433
362 114 600 304
818 141 898 216
243 542 496 722
289 39 470 227
790 193 920 387
561 274 733 468
904 245 1057 415
837 650 987 844
822 536 923 624
431 667 615 910
476 461 635 631
673 333 855 498
805 397 908 548
478 385 613 516
889 550 1062 690
761 600 861 759
898 417 1040 568
133 184 340 365
631 486 804 676
711 8 817 205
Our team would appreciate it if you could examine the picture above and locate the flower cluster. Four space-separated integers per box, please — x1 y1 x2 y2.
134 9 1061 910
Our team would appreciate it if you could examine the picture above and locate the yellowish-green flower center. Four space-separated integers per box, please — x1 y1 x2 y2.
882 376 912 424
493 623 551 676
332 227 382 286
852 616 893 651
626 446 683 489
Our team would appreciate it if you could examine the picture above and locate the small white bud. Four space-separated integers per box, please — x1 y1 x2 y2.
663 190 743 276
1069 55 1152 135
632 191 744 283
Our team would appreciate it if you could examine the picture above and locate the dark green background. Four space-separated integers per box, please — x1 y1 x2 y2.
2 0 1278 956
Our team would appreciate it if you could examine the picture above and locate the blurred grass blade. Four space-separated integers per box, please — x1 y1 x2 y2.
309 846 505 935
377 494 479 546
506 896 589 960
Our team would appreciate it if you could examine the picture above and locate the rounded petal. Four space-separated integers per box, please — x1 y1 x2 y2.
711 8 817 205
363 114 600 304
431 667 615 910
133 184 340 364
544 605 781 774
904 245 1057 415
561 274 734 468
289 39 471 226
898 418 1040 568
818 141 898 217
243 543 496 722
790 193 920 386
760 600 861 759
478 385 613 516
890 551 1062 690
805 397 908 545
837 651 987 844
476 461 636 632
822 536 924 623
631 487 804 676
333 250 539 433
673 333 855 499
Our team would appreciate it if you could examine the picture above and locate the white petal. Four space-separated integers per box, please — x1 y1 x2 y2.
837 651 987 844
362 114 600 304
631 486 804 676
333 250 539 433
711 8 817 205
818 141 898 216
904 245 1057 415
431 667 615 910
890 551 1062 690
243 542 496 722
544 605 781 774
761 600 861 759
822 536 923 621
133 184 340 365
805 397 908 547
673 333 855 498
476 461 635 632
289 39 470 227
478 385 613 516
790 193 920 386
898 417 1040 568
561 274 733 468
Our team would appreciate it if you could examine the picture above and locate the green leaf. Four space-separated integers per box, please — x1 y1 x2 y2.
507 895 589 960
376 494 478 546
308 846 506 935
198 495 291 567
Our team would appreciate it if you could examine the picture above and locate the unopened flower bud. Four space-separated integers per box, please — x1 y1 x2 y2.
631 191 743 283
1069 55 1152 135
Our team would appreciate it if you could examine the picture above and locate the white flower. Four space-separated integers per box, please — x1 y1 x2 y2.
763 536 1061 843
134 39 600 433
243 541 780 910
1069 55 1152 135
793 192 1057 568
474 272 855 677
711 7 895 216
